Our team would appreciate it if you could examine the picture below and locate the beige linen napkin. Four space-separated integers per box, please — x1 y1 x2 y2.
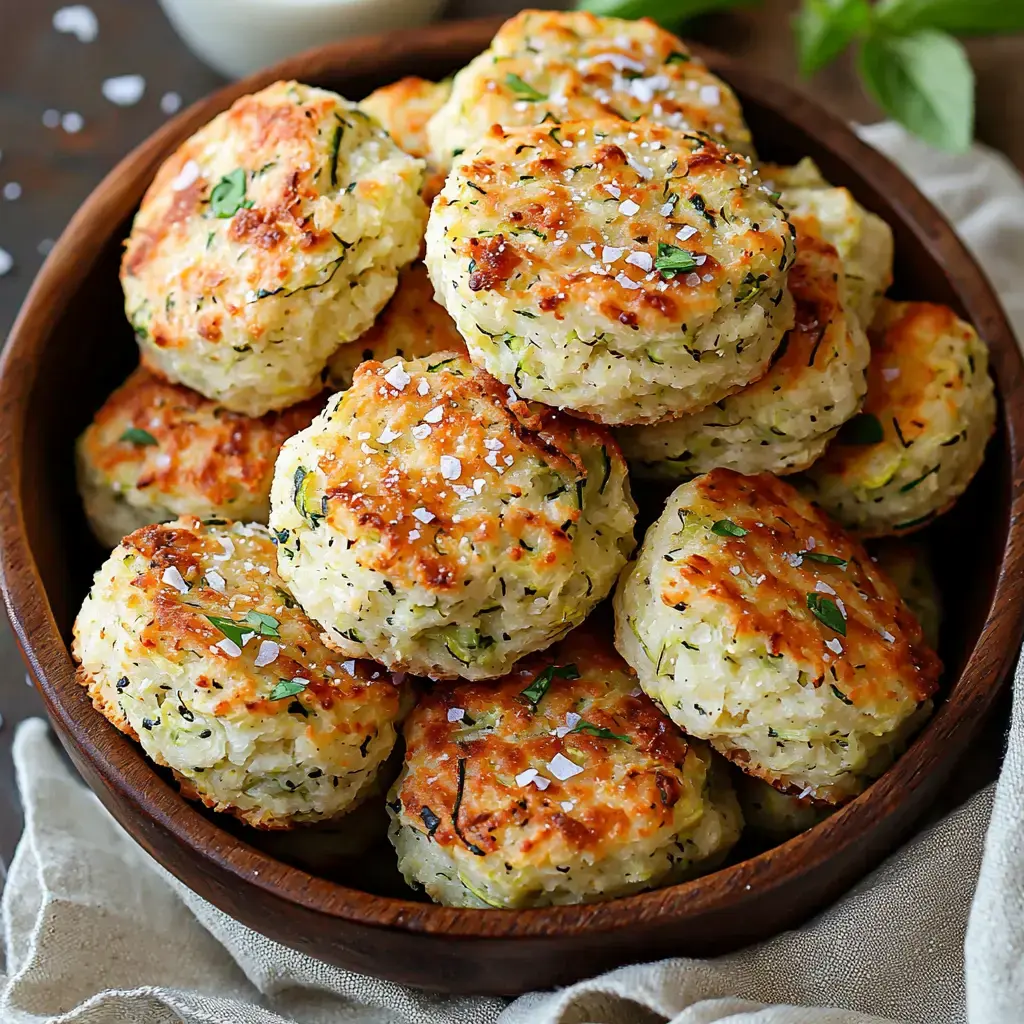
2 123 1023 1024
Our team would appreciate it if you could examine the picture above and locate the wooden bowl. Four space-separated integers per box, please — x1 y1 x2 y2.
2 16 1022 997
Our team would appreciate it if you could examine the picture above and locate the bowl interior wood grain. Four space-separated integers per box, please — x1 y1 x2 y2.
2 16 1023 996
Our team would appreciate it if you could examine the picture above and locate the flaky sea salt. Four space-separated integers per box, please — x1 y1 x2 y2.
254 640 281 667
383 363 410 390
161 566 189 593
548 753 584 781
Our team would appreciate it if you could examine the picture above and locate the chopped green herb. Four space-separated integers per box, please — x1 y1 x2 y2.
837 412 884 445
505 72 547 101
453 758 485 856
900 465 940 493
328 119 343 188
801 551 848 568
571 720 632 743
830 684 854 706
807 593 847 636
274 587 297 609
520 663 580 709
666 51 691 65
244 610 280 638
711 519 748 538
119 427 158 447
654 242 698 280
205 614 252 648
270 678 307 701
209 168 247 218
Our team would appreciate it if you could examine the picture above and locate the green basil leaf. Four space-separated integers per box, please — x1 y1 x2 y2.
875 0 1024 35
795 0 872 76
711 519 749 537
520 663 580 709
575 0 759 29
830 684 855 706
800 551 849 568
837 412 885 445
807 593 847 636
571 720 632 743
209 168 248 218
119 427 158 447
269 678 307 701
858 30 974 152
654 242 698 280
504 73 547 102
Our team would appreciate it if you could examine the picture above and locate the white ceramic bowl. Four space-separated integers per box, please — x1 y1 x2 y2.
158 0 448 79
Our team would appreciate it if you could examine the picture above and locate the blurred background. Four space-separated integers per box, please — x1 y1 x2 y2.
0 0 1021 872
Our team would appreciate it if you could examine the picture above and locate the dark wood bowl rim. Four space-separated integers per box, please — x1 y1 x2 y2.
2 16 1022 942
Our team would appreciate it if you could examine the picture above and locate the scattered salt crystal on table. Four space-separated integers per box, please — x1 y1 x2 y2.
61 111 84 133
42 109 61 128
102 75 145 107
53 5 98 43
3 183 21 201
0 248 12 277
160 91 182 115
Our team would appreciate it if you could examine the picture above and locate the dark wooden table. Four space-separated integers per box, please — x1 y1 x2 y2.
0 0 1019 873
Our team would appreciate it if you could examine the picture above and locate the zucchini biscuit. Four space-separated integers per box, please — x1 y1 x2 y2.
76 368 322 548
619 228 869 478
867 538 942 650
122 80 427 416
270 353 637 680
427 9 752 166
360 76 451 203
326 263 466 390
427 120 795 425
614 469 941 804
760 158 894 327
72 517 405 828
801 300 996 537
388 629 742 908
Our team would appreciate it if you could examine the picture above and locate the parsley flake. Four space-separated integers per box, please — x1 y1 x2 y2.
269 678 307 701
119 427 158 446
520 663 580 709
654 242 698 279
571 720 632 743
807 593 847 636
209 168 247 218
801 551 848 568
711 519 749 537
505 73 547 101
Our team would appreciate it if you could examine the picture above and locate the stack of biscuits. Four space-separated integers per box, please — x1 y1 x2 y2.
72 11 993 909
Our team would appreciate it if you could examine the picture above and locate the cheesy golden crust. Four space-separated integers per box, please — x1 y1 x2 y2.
427 10 752 166
614 469 941 803
801 300 996 536
76 368 323 548
72 517 404 828
122 80 427 415
388 628 742 907
326 263 466 390
619 228 870 478
427 120 795 424
362 77 451 160
270 353 637 680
